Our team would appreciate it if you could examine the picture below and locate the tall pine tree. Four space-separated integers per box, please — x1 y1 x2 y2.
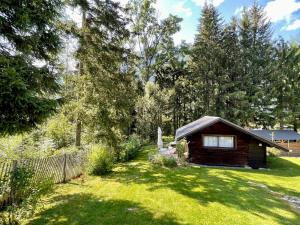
72 0 136 148
239 3 273 128
190 3 223 118
0 0 62 135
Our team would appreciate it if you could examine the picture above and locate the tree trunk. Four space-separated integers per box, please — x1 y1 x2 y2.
75 8 87 148
75 120 81 147
279 120 284 130
293 120 298 132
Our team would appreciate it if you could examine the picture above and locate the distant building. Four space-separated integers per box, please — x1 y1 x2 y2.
250 130 300 142
251 129 300 157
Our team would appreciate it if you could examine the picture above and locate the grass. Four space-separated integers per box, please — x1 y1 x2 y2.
25 145 300 225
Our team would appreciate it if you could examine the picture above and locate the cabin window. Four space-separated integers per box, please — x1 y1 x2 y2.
203 136 218 147
203 135 235 149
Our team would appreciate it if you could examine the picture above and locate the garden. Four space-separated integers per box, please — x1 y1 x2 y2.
2 0 300 224
17 146 300 225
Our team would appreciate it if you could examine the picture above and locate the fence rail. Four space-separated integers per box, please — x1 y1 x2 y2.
0 150 89 209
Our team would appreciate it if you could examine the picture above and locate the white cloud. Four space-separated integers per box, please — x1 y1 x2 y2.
114 0 128 7
174 1 192 17
264 0 300 23
154 0 171 19
191 0 225 7
286 19 300 30
234 6 244 16
173 30 194 45
65 6 82 27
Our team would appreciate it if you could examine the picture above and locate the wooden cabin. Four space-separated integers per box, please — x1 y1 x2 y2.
175 116 289 168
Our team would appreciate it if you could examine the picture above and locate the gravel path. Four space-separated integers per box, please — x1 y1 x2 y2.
248 181 300 213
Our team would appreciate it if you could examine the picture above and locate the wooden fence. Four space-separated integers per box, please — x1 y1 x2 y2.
279 142 300 157
0 150 89 209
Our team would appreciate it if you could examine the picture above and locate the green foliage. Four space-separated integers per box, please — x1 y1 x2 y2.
127 0 182 83
190 3 224 118
238 3 274 127
0 165 53 225
21 146 300 225
136 82 172 140
45 114 74 149
70 0 137 148
162 136 174 144
120 134 142 161
271 39 300 129
0 131 56 161
87 145 113 176
176 139 188 159
0 0 62 135
267 147 282 157
150 154 177 168
0 55 60 135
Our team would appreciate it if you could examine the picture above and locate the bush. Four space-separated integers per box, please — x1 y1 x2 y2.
267 147 281 157
45 114 74 149
0 165 53 225
150 154 177 168
120 134 142 161
176 138 188 159
162 136 174 144
87 145 113 175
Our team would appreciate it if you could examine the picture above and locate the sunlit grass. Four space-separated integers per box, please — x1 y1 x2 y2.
25 145 300 225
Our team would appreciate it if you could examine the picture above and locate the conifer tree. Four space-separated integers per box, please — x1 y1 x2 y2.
190 3 223 117
72 0 137 147
239 3 273 127
0 0 62 135
272 40 300 130
220 18 248 125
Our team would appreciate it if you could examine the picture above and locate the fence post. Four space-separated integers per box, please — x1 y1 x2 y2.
62 154 67 183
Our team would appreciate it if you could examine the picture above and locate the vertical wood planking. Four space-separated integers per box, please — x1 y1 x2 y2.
0 150 90 209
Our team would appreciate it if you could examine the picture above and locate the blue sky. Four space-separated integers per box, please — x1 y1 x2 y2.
68 0 300 44
146 0 300 44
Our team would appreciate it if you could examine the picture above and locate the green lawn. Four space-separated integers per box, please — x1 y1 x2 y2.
25 146 300 225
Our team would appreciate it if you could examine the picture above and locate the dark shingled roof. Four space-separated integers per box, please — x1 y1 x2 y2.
175 116 289 152
250 129 300 141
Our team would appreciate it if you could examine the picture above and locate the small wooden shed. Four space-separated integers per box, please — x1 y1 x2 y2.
175 116 289 168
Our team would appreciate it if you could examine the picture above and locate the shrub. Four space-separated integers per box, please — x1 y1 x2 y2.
120 134 142 161
267 147 281 157
176 139 188 159
0 165 53 225
45 114 74 149
150 154 177 168
87 145 113 175
162 136 174 144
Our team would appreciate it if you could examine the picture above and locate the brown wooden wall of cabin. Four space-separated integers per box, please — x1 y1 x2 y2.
186 121 267 168
248 139 266 168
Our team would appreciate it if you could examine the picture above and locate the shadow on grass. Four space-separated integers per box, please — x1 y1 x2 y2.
27 193 184 225
110 156 300 225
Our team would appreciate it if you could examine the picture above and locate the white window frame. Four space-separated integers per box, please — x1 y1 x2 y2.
202 135 235 149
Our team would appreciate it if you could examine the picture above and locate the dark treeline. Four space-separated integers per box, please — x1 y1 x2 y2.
1 0 300 146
